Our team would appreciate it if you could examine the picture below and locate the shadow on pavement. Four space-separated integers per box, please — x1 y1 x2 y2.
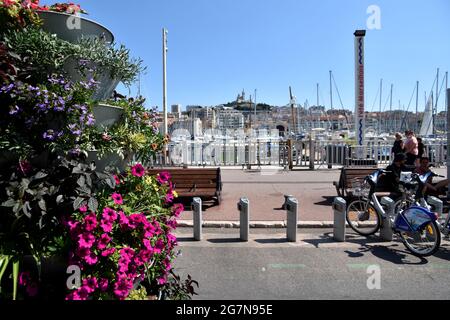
302 232 386 247
208 238 245 244
314 196 335 207
176 237 198 242
254 238 290 244
432 244 450 261
173 198 219 211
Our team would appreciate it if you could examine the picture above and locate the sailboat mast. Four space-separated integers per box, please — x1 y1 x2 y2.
329 71 333 110
416 81 419 133
434 68 439 135
379 79 383 134
389 84 393 133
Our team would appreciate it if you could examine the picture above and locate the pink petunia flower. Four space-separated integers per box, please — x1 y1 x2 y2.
111 193 123 205
114 276 134 300
82 277 98 293
79 205 88 213
114 175 121 185
97 234 111 250
102 207 118 222
101 247 116 257
172 203 184 218
78 233 96 249
85 252 98 266
99 278 109 292
100 219 114 233
118 211 129 228
157 171 171 184
131 163 145 178
84 213 98 232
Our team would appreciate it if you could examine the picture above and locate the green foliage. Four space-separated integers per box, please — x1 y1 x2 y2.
85 98 165 163
161 271 199 300
126 287 148 300
3 26 145 86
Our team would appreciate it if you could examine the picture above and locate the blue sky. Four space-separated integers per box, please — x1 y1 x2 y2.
41 0 450 112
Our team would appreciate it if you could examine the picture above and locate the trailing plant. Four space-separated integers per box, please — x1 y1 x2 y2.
0 158 115 300
3 26 144 87
160 271 199 300
84 97 165 164
64 165 183 300
0 74 97 164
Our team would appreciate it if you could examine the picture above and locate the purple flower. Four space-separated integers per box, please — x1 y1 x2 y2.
43 130 60 141
68 124 82 136
9 105 20 115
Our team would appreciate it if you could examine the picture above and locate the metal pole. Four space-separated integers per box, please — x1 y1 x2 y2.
379 79 383 134
447 88 450 197
254 89 257 123
162 28 168 163
354 30 366 159
286 197 298 242
333 197 346 242
416 81 419 133
434 68 439 135
317 83 319 106
238 198 250 242
380 197 394 241
192 197 202 241
330 71 334 110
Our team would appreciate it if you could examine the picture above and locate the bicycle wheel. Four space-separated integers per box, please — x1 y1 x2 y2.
399 221 441 257
346 200 381 236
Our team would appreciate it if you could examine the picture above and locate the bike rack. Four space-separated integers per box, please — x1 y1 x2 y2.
380 197 395 241
192 197 202 241
238 198 250 242
333 197 347 242
427 196 443 219
286 197 298 242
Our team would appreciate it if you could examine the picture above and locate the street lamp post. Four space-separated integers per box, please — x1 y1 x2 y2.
162 28 168 163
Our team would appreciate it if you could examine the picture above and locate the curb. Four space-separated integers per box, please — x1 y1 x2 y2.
177 220 335 229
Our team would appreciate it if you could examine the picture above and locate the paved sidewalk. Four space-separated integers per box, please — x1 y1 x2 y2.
178 167 448 224
174 228 450 300
179 168 340 222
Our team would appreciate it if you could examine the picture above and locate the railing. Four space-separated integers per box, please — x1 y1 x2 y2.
148 139 448 169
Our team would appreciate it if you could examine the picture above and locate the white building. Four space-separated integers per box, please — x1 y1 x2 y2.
171 104 182 118
217 110 245 130
169 118 203 138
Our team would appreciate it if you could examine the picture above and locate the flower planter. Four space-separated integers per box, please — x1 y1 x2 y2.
37 11 114 44
93 103 125 128
63 59 121 101
87 151 131 172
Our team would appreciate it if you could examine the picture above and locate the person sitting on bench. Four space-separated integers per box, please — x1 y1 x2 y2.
384 153 408 199
415 157 449 196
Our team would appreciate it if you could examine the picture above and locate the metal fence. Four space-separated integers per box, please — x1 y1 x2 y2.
148 139 448 169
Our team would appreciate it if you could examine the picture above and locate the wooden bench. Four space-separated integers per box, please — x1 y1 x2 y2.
333 166 387 199
147 168 223 205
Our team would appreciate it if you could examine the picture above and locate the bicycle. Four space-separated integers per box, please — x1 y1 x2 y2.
396 171 450 240
346 169 442 257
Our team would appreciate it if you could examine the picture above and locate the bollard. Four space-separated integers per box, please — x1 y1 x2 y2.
286 197 298 242
192 197 202 241
333 197 347 242
428 196 443 219
282 195 293 210
380 197 395 241
238 198 250 242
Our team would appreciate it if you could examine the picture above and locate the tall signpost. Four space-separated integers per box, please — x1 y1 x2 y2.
447 88 450 197
162 28 168 164
354 30 366 159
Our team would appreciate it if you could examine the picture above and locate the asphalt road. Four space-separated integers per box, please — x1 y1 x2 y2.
173 228 450 300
